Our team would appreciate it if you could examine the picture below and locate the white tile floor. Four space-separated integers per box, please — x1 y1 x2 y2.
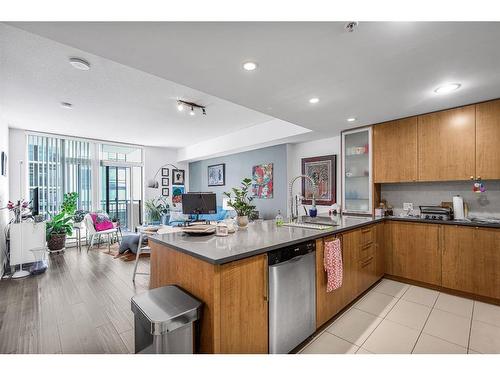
300 278 500 354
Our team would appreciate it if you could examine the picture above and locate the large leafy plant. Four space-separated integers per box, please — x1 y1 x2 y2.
46 211 73 240
223 178 256 217
145 196 170 222
61 192 78 216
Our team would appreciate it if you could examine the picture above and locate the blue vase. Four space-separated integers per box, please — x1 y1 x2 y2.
309 207 318 218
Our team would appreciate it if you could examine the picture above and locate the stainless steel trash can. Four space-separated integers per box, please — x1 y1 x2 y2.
131 285 202 354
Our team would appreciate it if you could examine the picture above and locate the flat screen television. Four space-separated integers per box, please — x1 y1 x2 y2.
182 193 217 215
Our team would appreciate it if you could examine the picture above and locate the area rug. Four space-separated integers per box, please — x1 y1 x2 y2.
97 243 150 262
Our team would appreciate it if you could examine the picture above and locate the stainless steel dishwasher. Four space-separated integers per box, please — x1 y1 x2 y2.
268 240 316 354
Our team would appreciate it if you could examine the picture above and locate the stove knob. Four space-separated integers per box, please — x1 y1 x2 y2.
425 215 430 219
432 215 436 219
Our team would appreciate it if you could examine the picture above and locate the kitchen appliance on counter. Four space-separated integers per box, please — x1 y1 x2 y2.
268 240 316 354
419 206 453 221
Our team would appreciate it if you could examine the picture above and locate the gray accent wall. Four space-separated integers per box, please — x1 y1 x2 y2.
189 144 288 219
381 180 500 218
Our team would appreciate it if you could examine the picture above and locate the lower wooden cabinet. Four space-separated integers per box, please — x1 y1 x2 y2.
316 224 384 328
443 225 500 300
387 221 441 285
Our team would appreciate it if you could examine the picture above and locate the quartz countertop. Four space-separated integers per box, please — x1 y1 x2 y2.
149 214 500 265
149 216 383 265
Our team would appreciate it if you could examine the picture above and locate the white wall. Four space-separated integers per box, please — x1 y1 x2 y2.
8 128 27 203
143 146 188 208
0 120 9 275
287 136 341 216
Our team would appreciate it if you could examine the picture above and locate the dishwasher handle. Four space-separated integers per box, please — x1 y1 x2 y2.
269 253 309 268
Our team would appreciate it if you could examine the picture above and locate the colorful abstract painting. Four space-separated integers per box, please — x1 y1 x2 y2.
172 185 184 205
301 155 337 205
252 163 273 199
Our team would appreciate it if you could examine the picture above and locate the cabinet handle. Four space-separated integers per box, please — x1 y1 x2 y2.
361 257 374 267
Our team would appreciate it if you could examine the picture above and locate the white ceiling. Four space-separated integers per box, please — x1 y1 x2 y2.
8 22 500 137
0 23 275 148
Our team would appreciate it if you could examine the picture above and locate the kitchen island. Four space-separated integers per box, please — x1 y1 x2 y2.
148 216 382 354
149 215 500 354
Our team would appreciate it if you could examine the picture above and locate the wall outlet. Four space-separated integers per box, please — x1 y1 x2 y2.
403 202 413 211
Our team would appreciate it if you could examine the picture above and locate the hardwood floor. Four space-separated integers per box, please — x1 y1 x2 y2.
0 248 149 354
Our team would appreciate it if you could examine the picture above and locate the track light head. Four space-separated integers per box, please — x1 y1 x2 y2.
189 106 195 116
177 102 184 111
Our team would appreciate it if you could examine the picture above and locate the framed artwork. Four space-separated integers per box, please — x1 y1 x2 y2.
161 168 169 177
162 188 170 197
172 186 184 205
162 178 169 186
252 163 273 199
0 152 6 177
301 155 337 205
172 169 185 185
208 163 225 186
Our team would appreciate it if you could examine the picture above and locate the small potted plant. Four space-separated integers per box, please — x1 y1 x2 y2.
223 178 256 229
145 197 170 225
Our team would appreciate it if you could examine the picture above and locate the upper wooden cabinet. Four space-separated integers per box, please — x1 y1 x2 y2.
373 117 418 183
476 100 500 180
417 105 476 181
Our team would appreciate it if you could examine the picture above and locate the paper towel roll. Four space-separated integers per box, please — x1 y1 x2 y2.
453 195 465 220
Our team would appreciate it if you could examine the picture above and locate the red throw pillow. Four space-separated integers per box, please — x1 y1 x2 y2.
90 213 114 231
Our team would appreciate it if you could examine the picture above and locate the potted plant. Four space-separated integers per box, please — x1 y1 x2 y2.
145 197 170 225
46 211 73 251
223 178 256 228
46 192 78 251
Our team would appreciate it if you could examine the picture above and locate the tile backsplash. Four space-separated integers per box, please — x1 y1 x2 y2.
381 180 500 219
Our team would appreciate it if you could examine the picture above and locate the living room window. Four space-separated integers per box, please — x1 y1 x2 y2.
28 134 92 215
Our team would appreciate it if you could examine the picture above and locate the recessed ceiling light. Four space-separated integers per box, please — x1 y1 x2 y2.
61 102 73 109
242 61 258 71
69 57 91 71
434 83 461 95
347 117 357 122
309 97 320 104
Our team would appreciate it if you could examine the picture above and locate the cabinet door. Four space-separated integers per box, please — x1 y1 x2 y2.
473 228 500 299
315 230 359 328
476 100 500 180
390 222 441 285
442 225 475 294
375 223 386 278
418 105 475 181
220 254 268 353
373 117 418 183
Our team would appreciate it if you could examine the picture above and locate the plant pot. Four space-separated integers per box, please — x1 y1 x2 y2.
47 233 67 251
236 215 249 228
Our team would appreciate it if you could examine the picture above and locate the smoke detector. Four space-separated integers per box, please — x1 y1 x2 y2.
345 21 359 33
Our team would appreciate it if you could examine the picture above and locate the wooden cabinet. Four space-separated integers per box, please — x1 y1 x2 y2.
476 99 500 180
388 221 441 285
316 230 359 328
316 224 385 328
418 105 476 181
150 242 268 353
375 222 386 278
373 117 418 183
443 225 500 300
442 225 475 294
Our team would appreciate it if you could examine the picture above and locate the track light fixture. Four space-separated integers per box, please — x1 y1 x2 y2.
176 100 207 116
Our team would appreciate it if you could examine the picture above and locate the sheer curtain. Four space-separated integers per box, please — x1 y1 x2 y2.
28 134 92 216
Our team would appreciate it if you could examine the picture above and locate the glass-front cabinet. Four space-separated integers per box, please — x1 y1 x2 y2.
341 127 372 214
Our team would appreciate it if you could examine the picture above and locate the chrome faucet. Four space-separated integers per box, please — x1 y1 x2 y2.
288 175 317 222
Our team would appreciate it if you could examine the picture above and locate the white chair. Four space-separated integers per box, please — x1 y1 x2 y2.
84 213 120 253
132 232 151 282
